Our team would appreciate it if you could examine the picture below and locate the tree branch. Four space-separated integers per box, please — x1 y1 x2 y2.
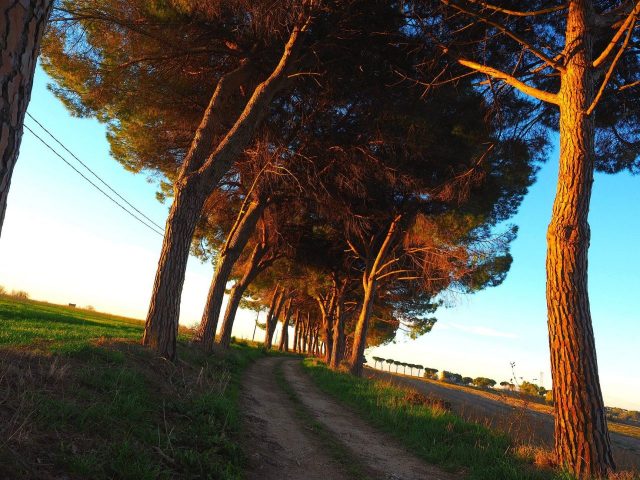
369 215 403 279
594 0 637 28
441 0 565 72
465 0 567 17
376 257 401 274
593 1 640 68
458 59 559 104
619 79 640 91
587 14 636 115
375 269 414 282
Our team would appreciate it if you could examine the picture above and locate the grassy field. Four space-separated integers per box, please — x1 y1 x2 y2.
369 368 640 442
0 296 263 479
302 358 639 480
366 368 640 472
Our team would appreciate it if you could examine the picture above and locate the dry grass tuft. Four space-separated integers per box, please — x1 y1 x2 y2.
514 444 557 469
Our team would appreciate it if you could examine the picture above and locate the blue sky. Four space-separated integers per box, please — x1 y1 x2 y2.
1 67 638 410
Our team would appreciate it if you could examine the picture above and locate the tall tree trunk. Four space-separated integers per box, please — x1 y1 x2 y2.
547 3 614 477
265 294 287 350
344 335 352 362
323 315 333 364
302 313 309 353
348 215 401 376
142 180 208 359
349 279 376 376
195 198 265 351
317 293 335 364
278 305 292 351
0 0 52 236
329 301 345 370
143 25 307 360
310 329 318 355
292 311 300 353
262 285 282 349
217 241 269 348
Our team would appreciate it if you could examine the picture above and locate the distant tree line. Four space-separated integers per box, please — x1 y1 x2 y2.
371 356 424 377
606 407 640 426
369 358 558 398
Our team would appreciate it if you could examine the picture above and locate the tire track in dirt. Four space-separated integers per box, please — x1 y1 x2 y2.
281 359 459 480
240 356 350 480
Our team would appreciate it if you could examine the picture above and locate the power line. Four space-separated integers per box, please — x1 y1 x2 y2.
23 122 165 237
26 112 165 231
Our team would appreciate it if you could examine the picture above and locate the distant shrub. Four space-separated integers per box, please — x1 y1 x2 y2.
473 377 496 388
519 381 543 397
440 371 463 384
545 390 554 405
85 305 96 311
423 367 438 379
0 285 6 296
11 290 30 300
607 406 640 425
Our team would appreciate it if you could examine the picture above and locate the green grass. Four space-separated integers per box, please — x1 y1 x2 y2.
302 358 565 480
0 297 144 351
0 296 263 479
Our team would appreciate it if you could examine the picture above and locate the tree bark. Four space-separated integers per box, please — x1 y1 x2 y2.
217 241 269 348
329 300 345 370
292 311 300 353
348 215 402 376
310 328 318 355
143 24 307 359
302 313 310 353
142 179 208 360
278 305 292 351
265 293 287 350
262 285 281 348
316 293 335 364
195 197 265 351
0 0 52 236
546 2 615 477
348 279 376 376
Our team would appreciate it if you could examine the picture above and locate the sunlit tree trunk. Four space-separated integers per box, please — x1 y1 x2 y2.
302 313 310 353
349 215 401 376
0 0 52 236
546 2 614 476
311 329 318 355
217 241 269 348
143 180 208 359
329 300 345 370
349 279 376 375
292 311 300 353
262 285 282 349
278 304 292 351
143 26 306 360
195 198 265 351
265 294 287 350
317 292 335 364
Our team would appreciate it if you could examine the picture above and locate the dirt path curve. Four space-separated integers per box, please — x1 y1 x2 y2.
240 356 350 480
246 358 458 480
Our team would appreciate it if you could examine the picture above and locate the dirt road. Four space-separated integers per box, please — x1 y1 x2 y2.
241 357 457 480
